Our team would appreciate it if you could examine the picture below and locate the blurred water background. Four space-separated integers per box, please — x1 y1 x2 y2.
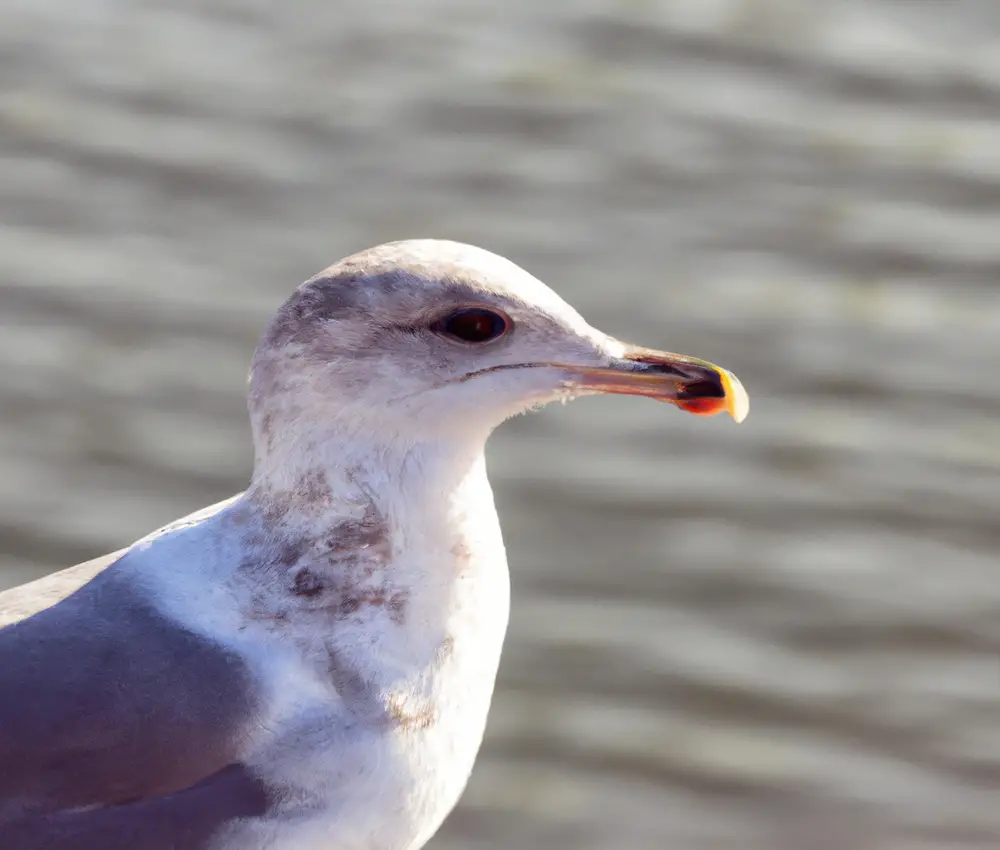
1 1 999 847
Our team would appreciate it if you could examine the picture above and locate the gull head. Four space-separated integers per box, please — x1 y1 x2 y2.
249 239 748 457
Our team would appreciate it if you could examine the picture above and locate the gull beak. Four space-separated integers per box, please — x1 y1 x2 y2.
564 346 749 423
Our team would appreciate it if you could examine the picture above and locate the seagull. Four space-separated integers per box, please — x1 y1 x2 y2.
0 239 748 850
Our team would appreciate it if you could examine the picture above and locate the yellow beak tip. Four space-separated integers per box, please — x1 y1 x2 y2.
720 369 750 424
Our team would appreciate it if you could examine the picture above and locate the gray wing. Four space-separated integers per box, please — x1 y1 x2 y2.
0 496 241 629
0 549 129 628
4 765 269 850
0 497 269 846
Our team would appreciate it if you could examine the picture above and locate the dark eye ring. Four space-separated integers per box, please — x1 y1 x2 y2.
432 307 512 344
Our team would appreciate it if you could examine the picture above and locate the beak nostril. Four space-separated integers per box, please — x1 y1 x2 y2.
624 357 688 379
643 363 688 379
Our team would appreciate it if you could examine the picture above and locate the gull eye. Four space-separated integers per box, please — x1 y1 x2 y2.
433 308 511 344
